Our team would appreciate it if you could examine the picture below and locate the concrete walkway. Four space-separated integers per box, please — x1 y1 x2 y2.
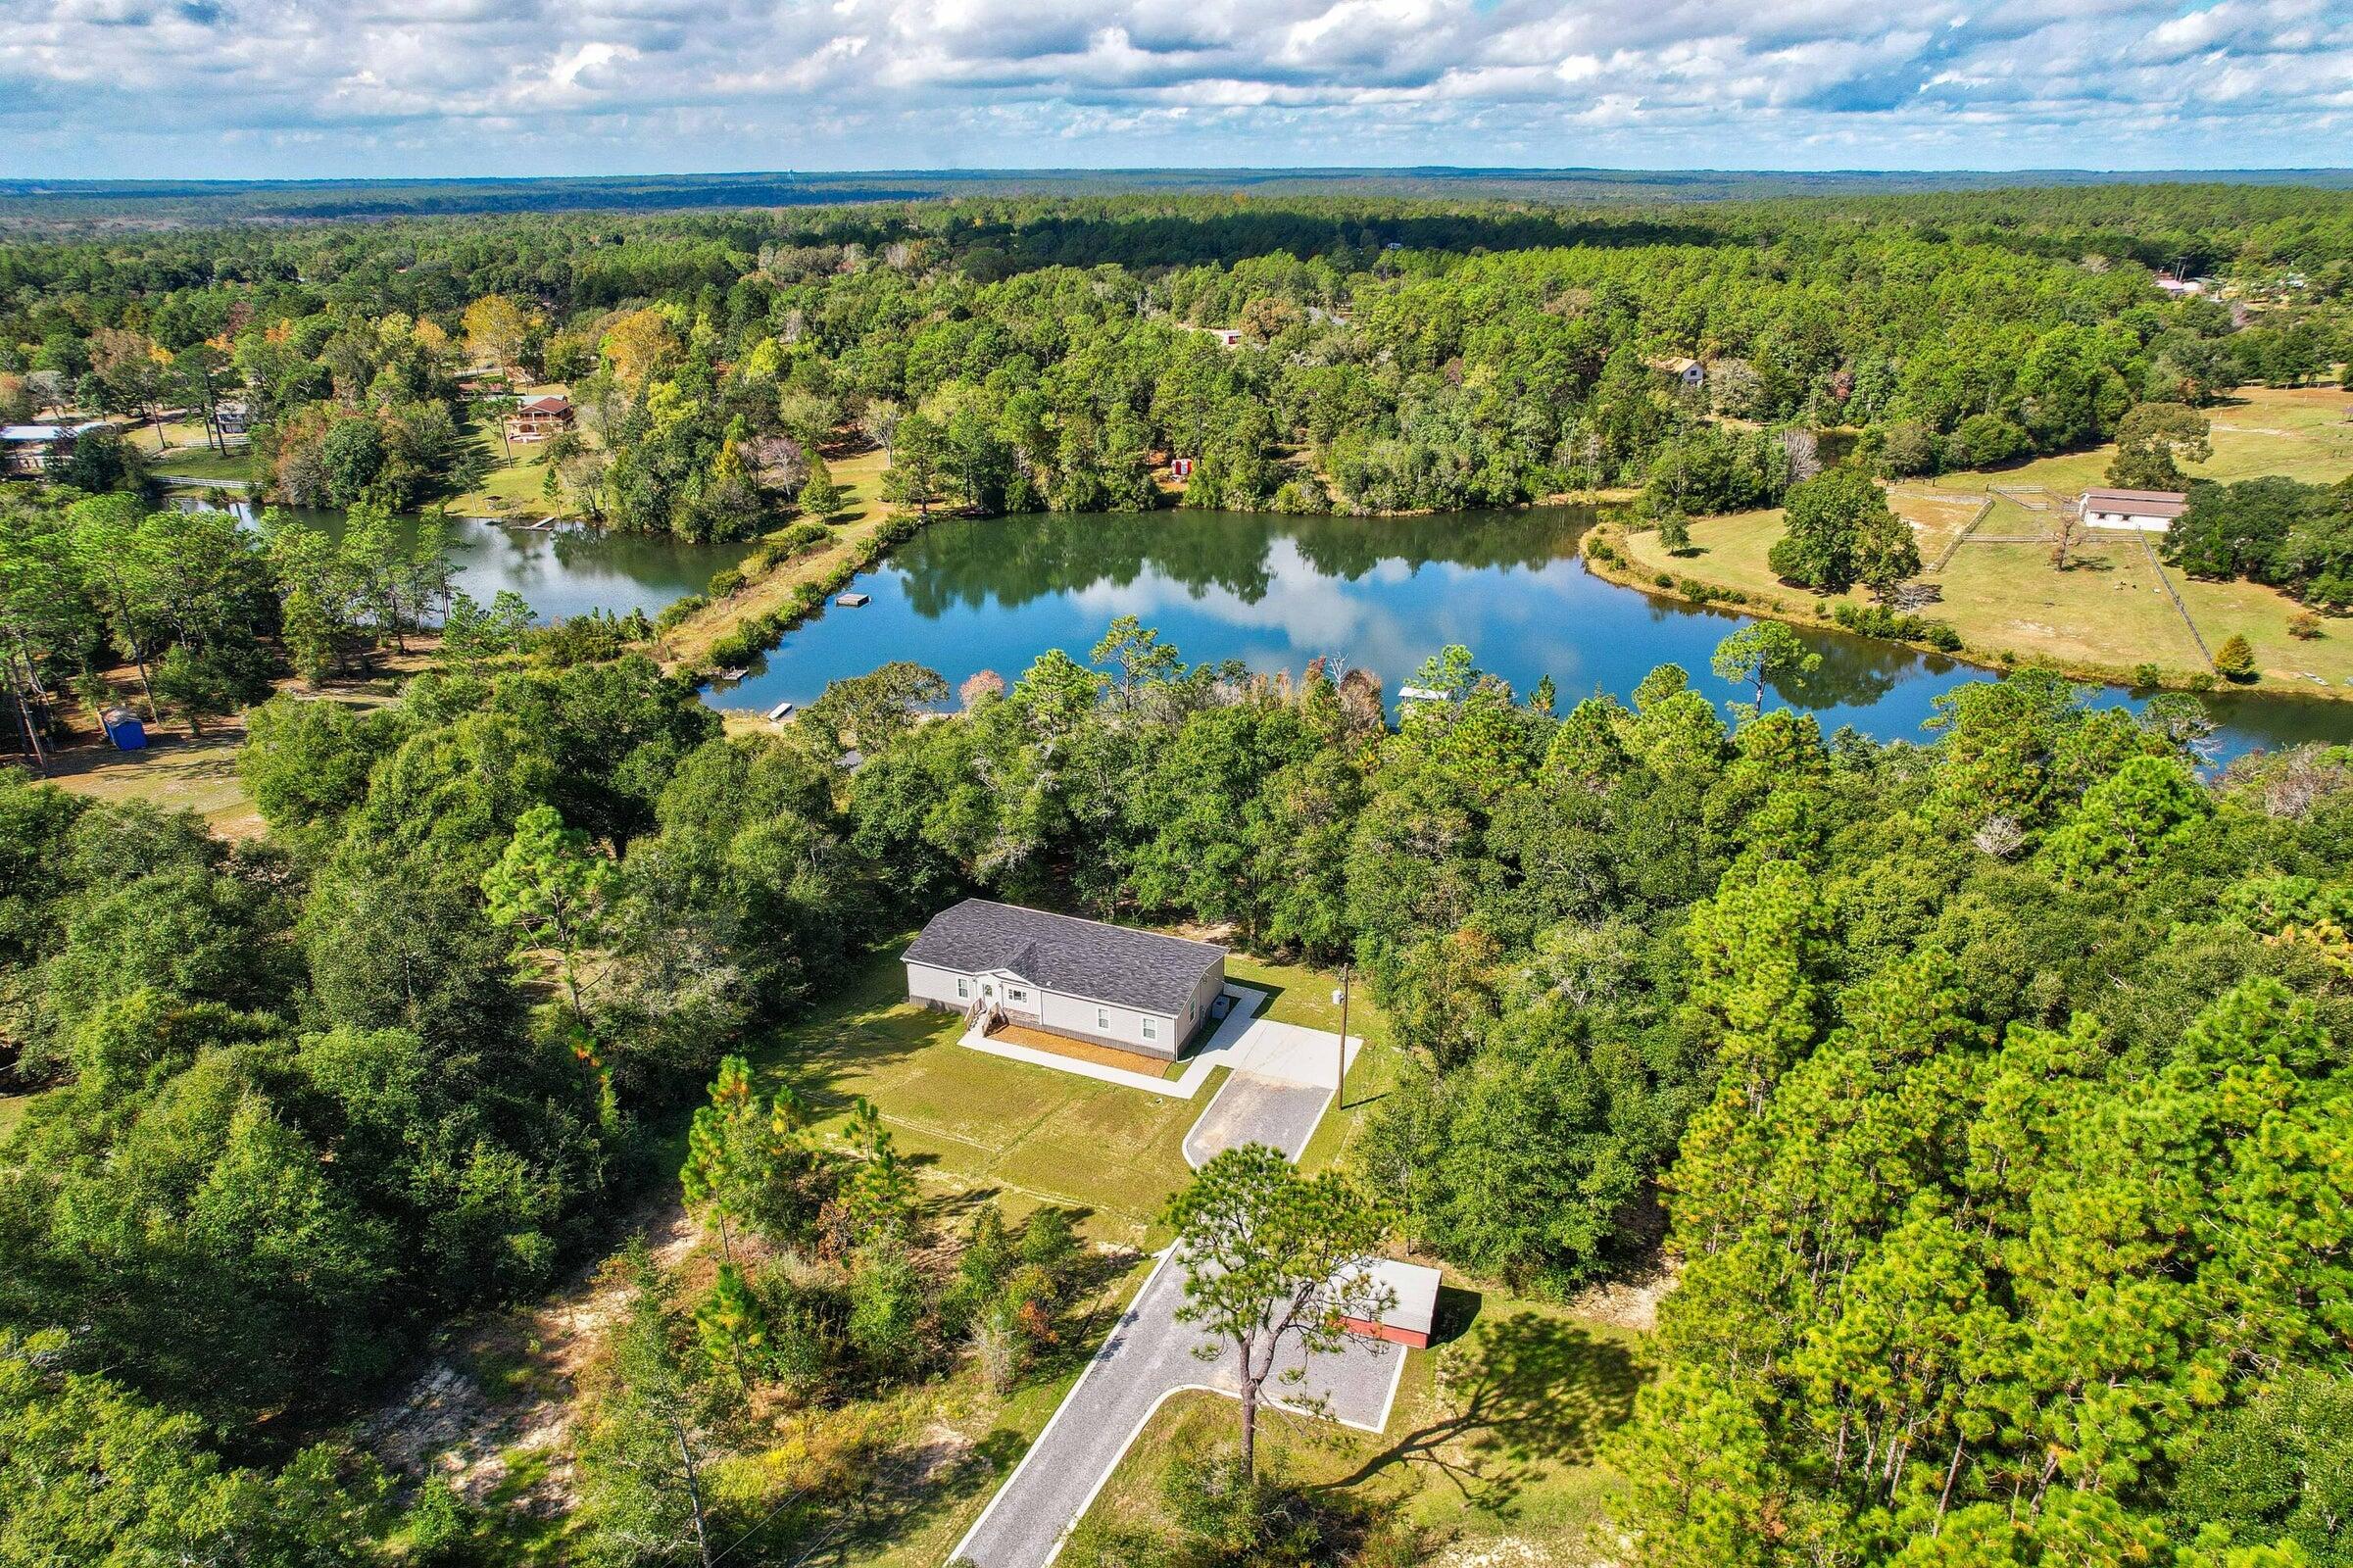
949 1020 1390 1568
957 985 1360 1102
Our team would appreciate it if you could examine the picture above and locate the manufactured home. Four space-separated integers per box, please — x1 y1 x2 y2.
905 899 1225 1060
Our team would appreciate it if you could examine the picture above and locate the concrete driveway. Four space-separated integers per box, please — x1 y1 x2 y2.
949 1025 1395 1568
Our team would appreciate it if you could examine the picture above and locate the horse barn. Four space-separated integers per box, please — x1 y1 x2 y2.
2077 486 2188 532
904 900 1225 1060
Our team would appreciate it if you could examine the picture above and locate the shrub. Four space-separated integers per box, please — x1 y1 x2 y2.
2132 662 2163 690
706 630 760 670
1831 601 1963 651
2289 611 2325 641
706 565 745 600
654 594 707 634
2214 633 2258 681
1653 571 1675 588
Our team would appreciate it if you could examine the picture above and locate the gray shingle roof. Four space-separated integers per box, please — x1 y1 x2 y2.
905 900 1224 1016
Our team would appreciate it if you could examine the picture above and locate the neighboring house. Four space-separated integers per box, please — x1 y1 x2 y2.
2078 487 2188 532
506 395 574 444
1333 1257 1444 1349
1 421 105 475
905 899 1226 1060
212 401 250 436
2155 276 2207 297
1206 327 1246 348
1648 356 1706 391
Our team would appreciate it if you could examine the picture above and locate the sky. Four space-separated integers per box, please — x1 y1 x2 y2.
0 0 2349 179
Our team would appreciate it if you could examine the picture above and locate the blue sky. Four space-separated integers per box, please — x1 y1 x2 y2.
1 0 2348 178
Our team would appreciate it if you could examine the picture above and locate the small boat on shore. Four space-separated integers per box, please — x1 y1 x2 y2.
766 700 795 721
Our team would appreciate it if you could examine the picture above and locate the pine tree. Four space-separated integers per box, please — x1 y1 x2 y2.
798 456 842 519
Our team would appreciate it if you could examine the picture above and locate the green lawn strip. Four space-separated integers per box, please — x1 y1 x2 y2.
1071 1289 1647 1560
750 945 1239 1249
154 447 262 482
0 1091 36 1143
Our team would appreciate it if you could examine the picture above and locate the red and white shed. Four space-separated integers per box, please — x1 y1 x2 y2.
1332 1257 1443 1349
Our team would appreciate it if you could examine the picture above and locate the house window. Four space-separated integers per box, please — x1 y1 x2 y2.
956 978 970 1000
1098 1007 1109 1030
1143 1018 1158 1042
1005 986 1027 1004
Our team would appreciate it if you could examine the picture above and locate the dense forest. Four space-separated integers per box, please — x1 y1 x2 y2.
5 592 2353 1561
5 182 2353 1566
4 186 2351 543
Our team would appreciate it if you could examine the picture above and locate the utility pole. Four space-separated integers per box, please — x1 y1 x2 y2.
1333 960 1351 1110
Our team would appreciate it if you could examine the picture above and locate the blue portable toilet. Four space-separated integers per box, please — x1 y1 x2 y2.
101 707 147 751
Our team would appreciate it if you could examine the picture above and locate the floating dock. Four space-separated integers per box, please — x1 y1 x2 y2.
766 700 795 721
836 592 870 608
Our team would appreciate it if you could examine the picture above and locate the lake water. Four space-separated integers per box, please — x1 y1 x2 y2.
170 492 2353 760
701 508 2353 760
173 496 731 623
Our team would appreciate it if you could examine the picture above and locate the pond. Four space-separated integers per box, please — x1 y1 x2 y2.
170 495 732 625
701 507 2353 761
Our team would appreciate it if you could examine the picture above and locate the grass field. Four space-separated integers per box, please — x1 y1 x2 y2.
1614 385 2353 693
0 1091 35 1143
34 730 264 838
442 386 589 519
750 941 1388 1250
661 448 894 672
151 443 262 483
1074 1289 1646 1563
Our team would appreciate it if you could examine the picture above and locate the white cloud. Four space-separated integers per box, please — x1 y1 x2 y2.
0 0 2347 173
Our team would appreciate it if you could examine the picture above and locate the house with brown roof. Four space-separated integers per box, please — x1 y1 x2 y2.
2078 487 2187 533
505 395 574 444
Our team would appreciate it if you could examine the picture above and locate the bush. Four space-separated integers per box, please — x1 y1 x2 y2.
653 595 707 634
1831 601 1963 651
1677 577 1747 607
706 565 745 600
2132 662 2164 690
706 630 760 670
2214 632 2258 681
1653 571 1675 588
2289 611 2325 641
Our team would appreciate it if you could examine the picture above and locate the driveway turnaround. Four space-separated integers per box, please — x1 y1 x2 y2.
950 1031 1393 1568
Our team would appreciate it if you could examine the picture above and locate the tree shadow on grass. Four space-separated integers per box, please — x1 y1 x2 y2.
1309 1301 1641 1518
765 1425 1030 1567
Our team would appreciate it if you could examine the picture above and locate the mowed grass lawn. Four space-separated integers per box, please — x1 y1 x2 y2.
1075 1287 1647 1562
750 943 1391 1250
1618 386 2353 691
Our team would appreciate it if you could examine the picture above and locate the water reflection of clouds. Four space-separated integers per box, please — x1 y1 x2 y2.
706 511 2344 760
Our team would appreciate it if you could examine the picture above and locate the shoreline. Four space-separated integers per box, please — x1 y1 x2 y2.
1579 518 2353 709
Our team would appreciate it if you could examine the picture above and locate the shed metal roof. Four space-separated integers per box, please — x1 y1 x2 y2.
905 899 1223 1017
1334 1256 1443 1337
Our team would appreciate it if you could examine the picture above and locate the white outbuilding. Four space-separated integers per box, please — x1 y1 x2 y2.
2078 487 2188 533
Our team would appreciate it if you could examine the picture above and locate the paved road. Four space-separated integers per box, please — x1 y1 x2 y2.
951 1028 1392 1568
